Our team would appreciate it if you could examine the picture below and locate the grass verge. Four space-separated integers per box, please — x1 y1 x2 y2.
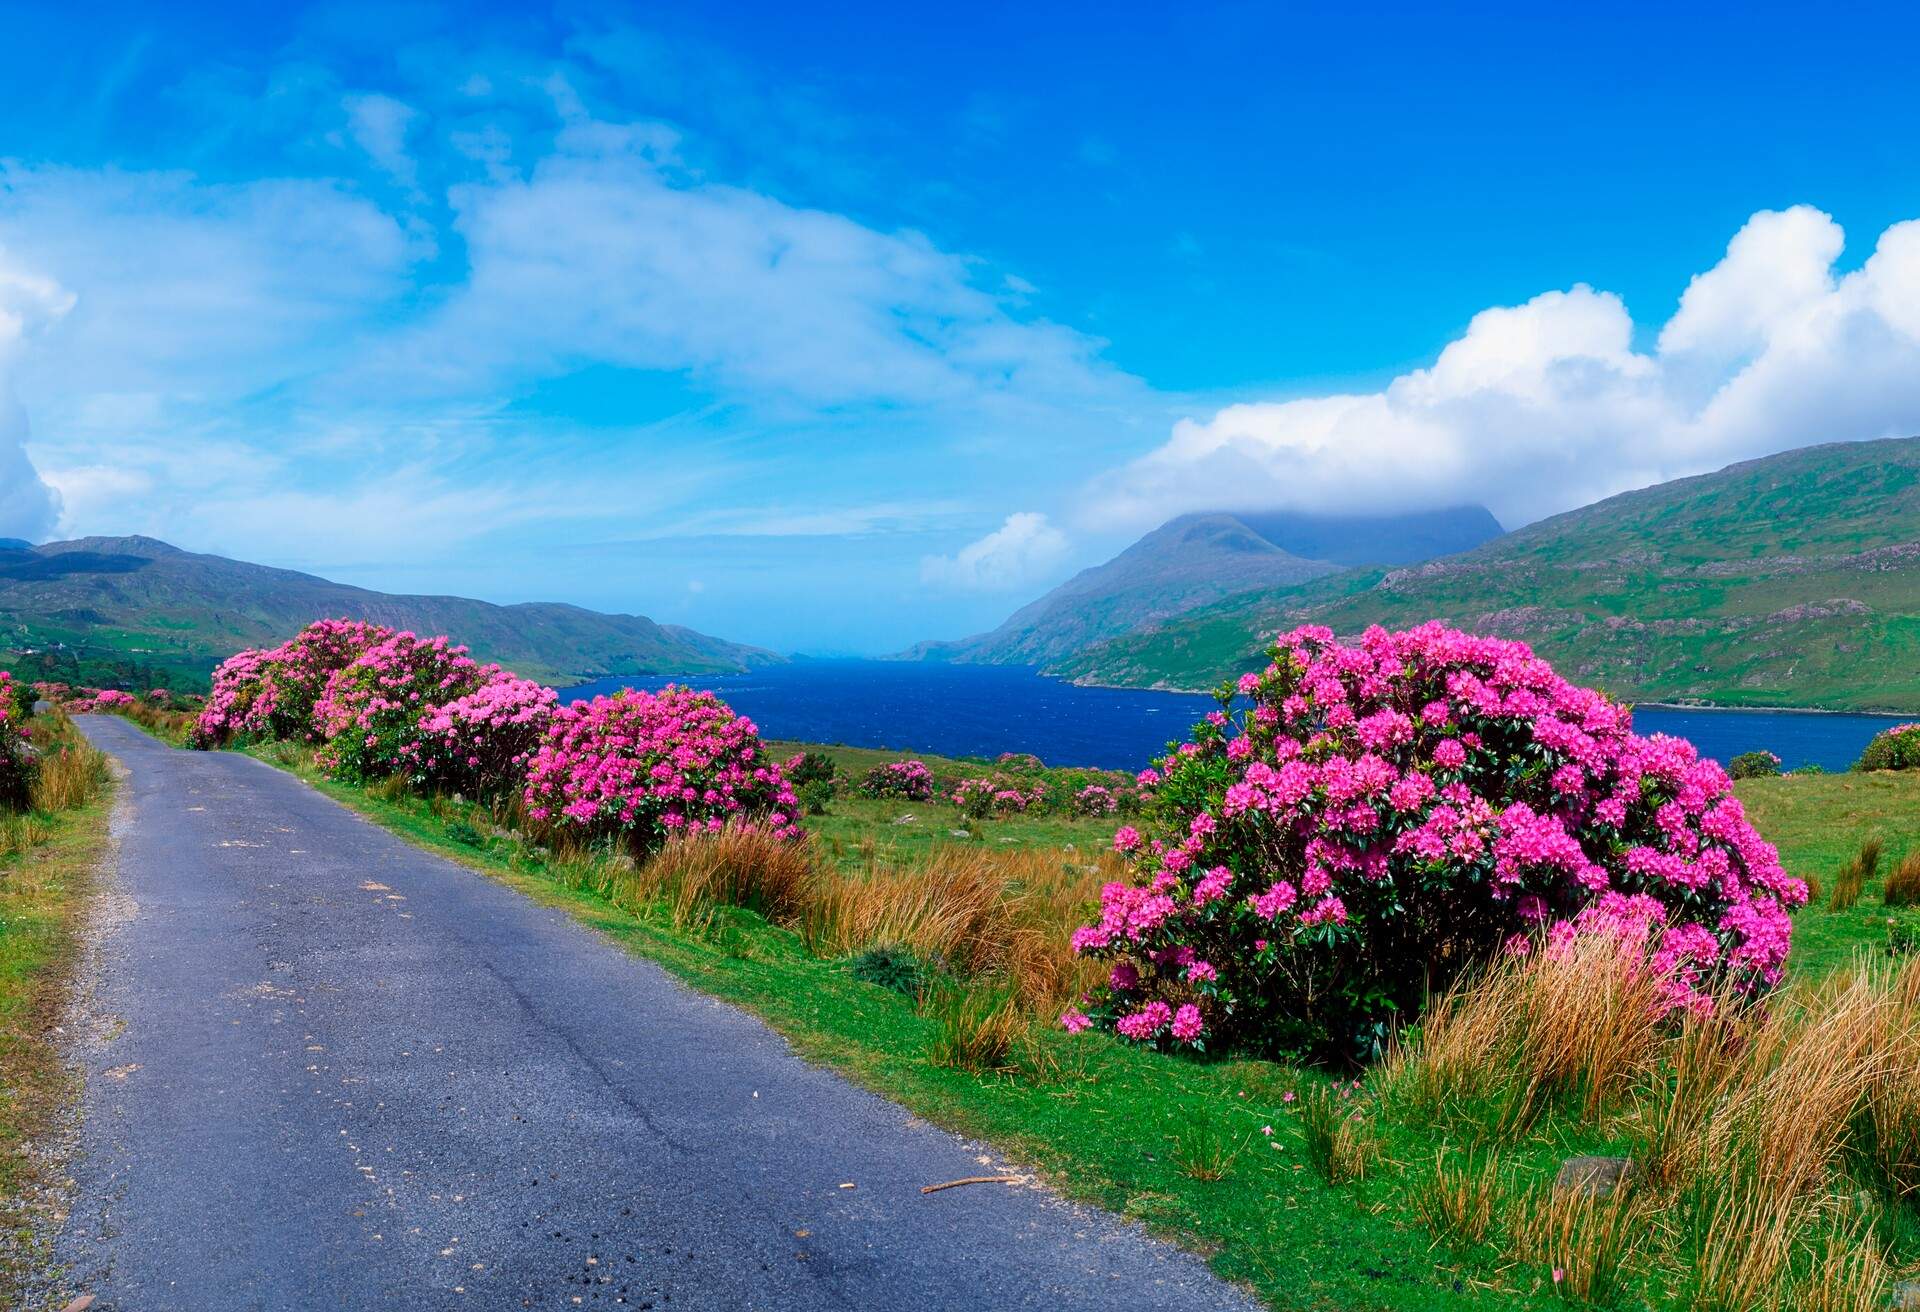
0 717 112 1305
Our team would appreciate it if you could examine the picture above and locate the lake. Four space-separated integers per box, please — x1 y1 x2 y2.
554 660 1908 773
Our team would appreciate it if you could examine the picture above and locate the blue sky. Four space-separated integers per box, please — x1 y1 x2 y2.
3 1 1919 652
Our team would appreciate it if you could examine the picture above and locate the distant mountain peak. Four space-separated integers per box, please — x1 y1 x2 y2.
902 505 1502 668
37 534 187 559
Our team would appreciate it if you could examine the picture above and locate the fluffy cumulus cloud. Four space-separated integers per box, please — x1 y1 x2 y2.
921 512 1070 592
0 248 73 538
1086 206 1920 531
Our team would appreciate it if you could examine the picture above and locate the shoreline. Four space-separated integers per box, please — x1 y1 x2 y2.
1057 671 1916 719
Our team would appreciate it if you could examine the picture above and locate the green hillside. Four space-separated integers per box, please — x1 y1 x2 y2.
0 536 780 691
1057 437 1920 712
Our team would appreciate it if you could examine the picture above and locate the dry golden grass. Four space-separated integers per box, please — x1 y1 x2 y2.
1829 836 1882 910
1411 1150 1501 1250
26 717 108 815
1511 1183 1642 1305
1680 1179 1808 1312
1635 1002 1749 1192
1373 931 1920 1304
1792 1218 1891 1312
1702 965 1894 1204
799 845 1105 1008
1388 931 1666 1133
1884 848 1920 908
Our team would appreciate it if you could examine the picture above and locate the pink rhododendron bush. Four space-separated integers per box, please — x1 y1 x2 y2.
523 686 799 859
860 760 933 801
313 632 490 783
0 672 35 809
417 673 558 799
193 618 394 746
1065 623 1807 1064
82 689 137 713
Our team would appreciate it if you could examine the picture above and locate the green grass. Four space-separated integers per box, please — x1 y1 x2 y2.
1736 769 1920 977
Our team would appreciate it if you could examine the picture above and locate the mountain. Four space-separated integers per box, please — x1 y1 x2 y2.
1056 437 1920 713
1230 505 1504 567
904 506 1501 667
0 536 780 690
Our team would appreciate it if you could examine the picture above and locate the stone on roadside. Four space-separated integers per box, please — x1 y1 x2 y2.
1552 1156 1637 1198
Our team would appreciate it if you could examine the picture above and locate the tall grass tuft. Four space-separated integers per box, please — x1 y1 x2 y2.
1169 1115 1246 1182
1793 1218 1892 1312
1511 1183 1641 1304
1679 1177 1808 1312
1411 1150 1502 1251
1883 848 1920 908
25 714 108 814
921 980 1024 1073
627 825 821 928
1299 1084 1375 1185
1387 930 1665 1137
1829 837 1882 911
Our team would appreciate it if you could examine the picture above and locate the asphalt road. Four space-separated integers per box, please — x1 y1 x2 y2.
57 717 1258 1311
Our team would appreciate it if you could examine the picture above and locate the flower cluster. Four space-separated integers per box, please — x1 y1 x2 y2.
860 760 933 801
1859 724 1920 772
313 632 490 783
523 686 798 858
0 672 34 810
415 672 559 799
1075 784 1119 816
193 618 394 746
1067 622 1806 1062
82 689 137 713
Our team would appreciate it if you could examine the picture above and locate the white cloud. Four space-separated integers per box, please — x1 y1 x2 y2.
0 248 73 538
920 512 1069 592
1086 205 1920 532
371 121 1122 412
343 93 420 187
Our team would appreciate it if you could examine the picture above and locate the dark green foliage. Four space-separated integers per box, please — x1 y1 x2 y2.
798 779 834 816
1729 751 1782 780
783 750 837 787
850 944 927 998
444 819 485 847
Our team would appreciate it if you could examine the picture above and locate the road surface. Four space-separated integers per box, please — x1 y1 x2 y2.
56 716 1257 1311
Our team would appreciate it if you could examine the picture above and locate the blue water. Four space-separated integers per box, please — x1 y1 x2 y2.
554 660 1907 774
